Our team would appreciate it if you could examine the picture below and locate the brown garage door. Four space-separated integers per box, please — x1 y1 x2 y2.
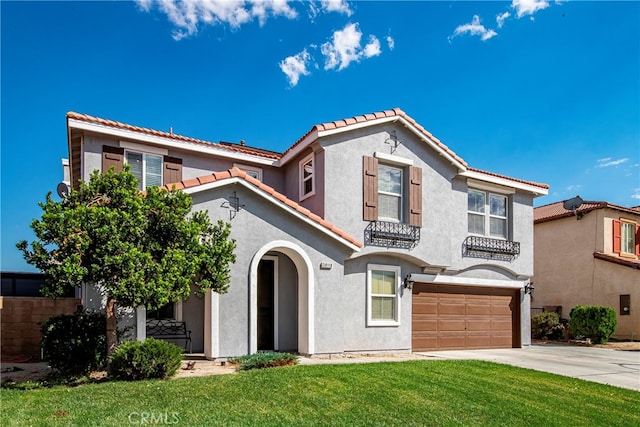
412 284 519 351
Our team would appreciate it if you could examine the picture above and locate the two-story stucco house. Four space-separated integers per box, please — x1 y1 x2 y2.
534 200 639 340
65 108 548 358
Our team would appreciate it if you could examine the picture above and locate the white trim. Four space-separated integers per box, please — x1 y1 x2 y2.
460 170 548 196
136 306 146 342
299 152 315 201
233 163 263 181
120 140 168 156
184 178 361 252
410 273 527 289
467 178 515 195
374 152 414 166
319 116 399 138
69 118 276 166
249 241 314 355
367 264 401 327
204 290 219 359
174 300 183 321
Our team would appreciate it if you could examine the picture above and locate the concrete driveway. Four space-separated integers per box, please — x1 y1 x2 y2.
417 344 640 391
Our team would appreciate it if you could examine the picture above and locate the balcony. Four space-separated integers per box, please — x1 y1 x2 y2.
365 220 420 249
463 236 520 261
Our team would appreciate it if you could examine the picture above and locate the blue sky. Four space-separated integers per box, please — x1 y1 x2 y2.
2 0 639 272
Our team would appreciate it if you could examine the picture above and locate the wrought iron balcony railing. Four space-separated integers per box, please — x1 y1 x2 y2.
463 235 520 258
365 220 420 248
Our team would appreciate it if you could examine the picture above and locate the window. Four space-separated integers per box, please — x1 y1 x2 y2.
468 190 508 239
299 153 314 199
126 151 162 190
378 164 403 222
363 156 422 227
613 218 639 257
367 264 400 326
621 221 636 255
234 164 263 181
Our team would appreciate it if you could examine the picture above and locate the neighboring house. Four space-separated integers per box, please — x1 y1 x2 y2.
64 108 548 357
534 201 640 340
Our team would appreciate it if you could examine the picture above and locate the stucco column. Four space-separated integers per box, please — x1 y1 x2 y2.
204 290 219 359
135 306 146 341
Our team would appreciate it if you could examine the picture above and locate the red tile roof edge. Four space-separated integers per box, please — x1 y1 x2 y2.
534 200 640 223
66 112 281 160
282 107 468 167
593 252 640 269
467 167 549 190
161 167 363 249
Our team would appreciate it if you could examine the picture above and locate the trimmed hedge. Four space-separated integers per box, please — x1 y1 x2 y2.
40 310 107 376
531 312 565 340
569 305 617 344
109 338 183 380
228 351 298 371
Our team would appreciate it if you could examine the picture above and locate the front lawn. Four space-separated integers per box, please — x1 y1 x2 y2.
2 360 639 426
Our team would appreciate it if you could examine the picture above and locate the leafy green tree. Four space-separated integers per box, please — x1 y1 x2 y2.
17 168 236 354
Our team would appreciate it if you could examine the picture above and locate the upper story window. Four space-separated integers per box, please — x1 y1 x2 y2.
299 153 315 200
613 218 639 257
468 190 508 239
363 155 422 227
378 164 403 222
126 151 163 190
234 163 263 181
367 264 401 326
101 144 182 189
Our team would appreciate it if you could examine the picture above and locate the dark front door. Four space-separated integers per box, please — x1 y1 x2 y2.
257 259 275 350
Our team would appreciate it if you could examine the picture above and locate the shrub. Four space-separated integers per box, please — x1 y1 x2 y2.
40 310 107 376
228 351 298 371
531 312 566 340
109 338 183 380
569 305 617 344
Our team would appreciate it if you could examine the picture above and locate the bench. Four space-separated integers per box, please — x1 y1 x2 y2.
146 319 192 353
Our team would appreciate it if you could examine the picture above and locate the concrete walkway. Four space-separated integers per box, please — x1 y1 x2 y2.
416 344 640 391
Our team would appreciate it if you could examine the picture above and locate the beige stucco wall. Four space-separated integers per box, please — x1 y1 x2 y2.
534 208 639 339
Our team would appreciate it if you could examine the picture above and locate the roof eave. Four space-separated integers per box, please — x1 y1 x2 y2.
459 170 549 196
68 117 278 166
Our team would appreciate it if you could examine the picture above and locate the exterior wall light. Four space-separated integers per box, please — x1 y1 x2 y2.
403 274 414 290
524 283 535 295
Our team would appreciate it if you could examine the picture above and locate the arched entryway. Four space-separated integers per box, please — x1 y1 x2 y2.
249 241 314 355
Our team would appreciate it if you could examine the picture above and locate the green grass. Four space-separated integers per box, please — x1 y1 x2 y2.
2 360 639 426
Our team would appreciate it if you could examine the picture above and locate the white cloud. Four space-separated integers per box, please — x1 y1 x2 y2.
321 0 352 16
279 49 312 87
566 184 581 192
631 189 640 200
450 15 497 42
136 0 299 40
596 158 629 168
321 23 380 70
496 11 511 28
363 35 381 58
386 35 395 50
511 0 549 18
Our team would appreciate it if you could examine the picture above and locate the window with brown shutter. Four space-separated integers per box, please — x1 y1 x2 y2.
163 156 183 185
102 145 124 173
363 156 378 221
409 166 422 227
613 218 639 257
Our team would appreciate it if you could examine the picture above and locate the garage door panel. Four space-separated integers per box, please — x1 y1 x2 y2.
412 284 518 351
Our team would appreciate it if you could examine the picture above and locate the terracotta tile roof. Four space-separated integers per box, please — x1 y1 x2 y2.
160 168 363 249
66 112 281 160
467 167 550 190
283 107 468 167
593 252 640 269
534 200 640 223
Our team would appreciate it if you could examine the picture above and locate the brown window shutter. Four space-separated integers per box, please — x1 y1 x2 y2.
612 219 621 254
163 156 183 185
363 156 378 221
635 223 640 256
102 145 124 173
409 166 422 227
